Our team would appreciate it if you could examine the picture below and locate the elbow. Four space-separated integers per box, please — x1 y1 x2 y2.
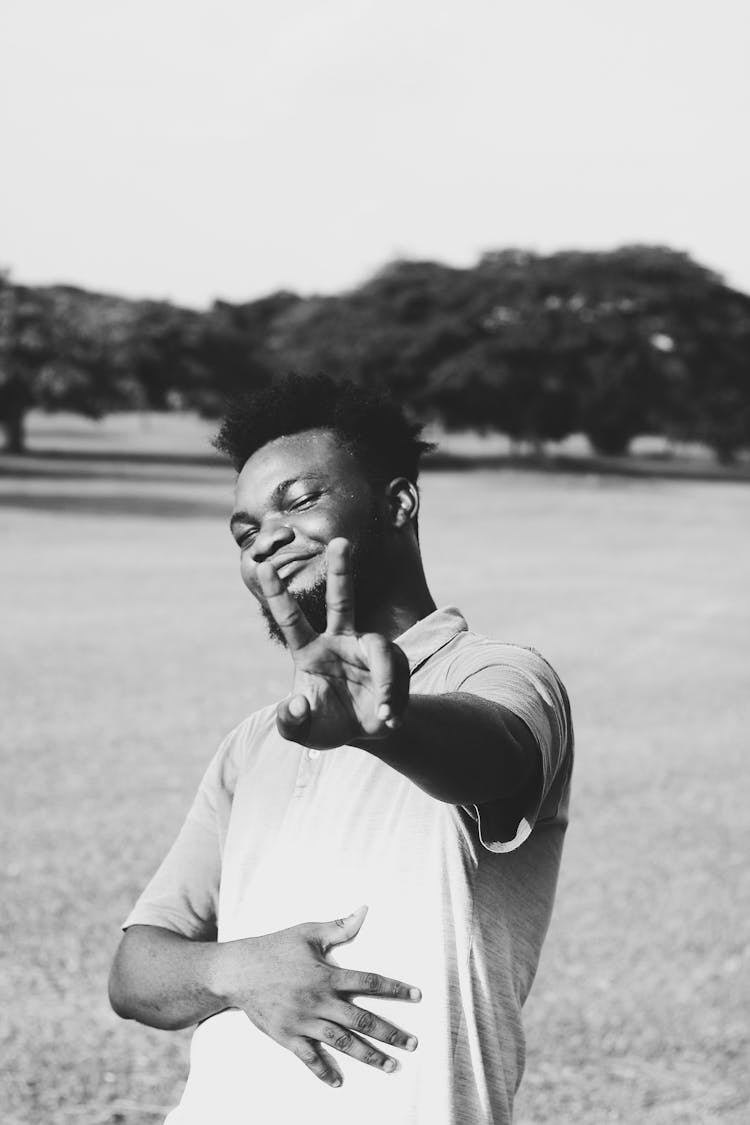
108 960 135 1021
108 951 194 1031
108 934 148 1022
107 962 180 1029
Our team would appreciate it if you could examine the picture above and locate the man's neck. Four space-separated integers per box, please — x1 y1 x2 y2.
359 578 437 642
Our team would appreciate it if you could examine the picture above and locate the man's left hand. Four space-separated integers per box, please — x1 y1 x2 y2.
257 538 410 749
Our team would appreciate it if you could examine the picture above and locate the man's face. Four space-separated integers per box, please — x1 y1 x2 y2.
230 428 387 643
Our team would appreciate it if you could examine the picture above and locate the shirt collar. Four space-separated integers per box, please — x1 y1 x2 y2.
395 606 468 675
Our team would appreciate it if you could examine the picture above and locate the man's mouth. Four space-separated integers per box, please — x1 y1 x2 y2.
275 553 319 583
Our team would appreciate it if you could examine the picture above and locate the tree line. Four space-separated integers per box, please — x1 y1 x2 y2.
1 245 749 461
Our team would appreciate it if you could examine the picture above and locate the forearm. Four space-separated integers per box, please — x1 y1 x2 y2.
358 692 541 807
109 924 227 1031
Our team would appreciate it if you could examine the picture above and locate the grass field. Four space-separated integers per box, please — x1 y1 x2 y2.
2 413 749 1124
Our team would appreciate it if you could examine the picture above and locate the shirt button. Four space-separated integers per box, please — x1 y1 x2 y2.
307 748 320 760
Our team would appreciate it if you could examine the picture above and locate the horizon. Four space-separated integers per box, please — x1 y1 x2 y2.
8 241 748 311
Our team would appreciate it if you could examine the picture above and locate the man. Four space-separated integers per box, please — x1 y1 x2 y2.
109 374 573 1125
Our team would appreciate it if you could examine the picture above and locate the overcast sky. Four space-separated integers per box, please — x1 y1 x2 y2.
2 0 748 307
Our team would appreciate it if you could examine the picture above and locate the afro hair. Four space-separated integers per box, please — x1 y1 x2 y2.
213 374 434 486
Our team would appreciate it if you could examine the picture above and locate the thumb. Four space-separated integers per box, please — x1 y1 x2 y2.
316 905 369 954
276 694 311 744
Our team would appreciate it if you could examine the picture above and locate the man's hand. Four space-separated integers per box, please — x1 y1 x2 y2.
211 905 420 1087
257 538 410 749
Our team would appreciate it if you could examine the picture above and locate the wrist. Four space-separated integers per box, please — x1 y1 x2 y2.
352 723 403 755
205 939 240 1009
207 934 266 1013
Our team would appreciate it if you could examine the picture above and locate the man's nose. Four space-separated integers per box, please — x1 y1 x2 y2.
250 519 295 563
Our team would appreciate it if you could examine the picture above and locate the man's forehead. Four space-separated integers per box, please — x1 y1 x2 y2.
233 428 361 503
240 428 351 476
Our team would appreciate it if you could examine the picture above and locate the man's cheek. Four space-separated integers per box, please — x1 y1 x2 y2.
241 566 262 600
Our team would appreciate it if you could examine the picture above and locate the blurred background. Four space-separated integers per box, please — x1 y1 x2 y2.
1 2 749 1123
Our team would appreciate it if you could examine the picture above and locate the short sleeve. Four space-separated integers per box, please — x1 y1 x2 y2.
449 641 573 854
122 729 241 939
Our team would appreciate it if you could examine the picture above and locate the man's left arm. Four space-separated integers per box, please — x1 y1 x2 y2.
355 692 543 813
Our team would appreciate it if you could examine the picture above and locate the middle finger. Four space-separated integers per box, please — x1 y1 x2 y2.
303 1021 399 1074
327 1001 418 1052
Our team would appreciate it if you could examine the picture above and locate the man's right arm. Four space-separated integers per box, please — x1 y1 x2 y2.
109 924 226 1030
109 907 422 1088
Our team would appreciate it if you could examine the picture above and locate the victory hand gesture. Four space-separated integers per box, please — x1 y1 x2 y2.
257 538 410 749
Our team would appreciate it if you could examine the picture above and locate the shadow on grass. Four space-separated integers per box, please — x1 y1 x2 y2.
9 447 226 467
0 461 231 488
1 449 749 522
425 449 750 483
0 492 227 518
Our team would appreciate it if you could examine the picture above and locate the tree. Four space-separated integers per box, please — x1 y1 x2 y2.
3 246 748 462
0 280 148 452
0 278 49 452
187 292 301 416
473 245 749 459
668 285 750 462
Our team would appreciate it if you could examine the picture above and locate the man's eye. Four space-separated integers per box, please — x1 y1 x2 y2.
237 529 258 548
289 492 318 511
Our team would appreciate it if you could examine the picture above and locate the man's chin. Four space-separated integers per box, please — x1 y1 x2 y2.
257 522 387 646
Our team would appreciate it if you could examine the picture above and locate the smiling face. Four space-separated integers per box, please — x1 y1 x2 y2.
230 428 388 641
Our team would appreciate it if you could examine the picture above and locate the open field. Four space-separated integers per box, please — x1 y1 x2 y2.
2 414 749 1124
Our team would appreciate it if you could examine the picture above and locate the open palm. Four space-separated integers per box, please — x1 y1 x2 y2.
257 538 410 749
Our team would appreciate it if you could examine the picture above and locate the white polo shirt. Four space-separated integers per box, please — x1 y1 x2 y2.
124 607 573 1125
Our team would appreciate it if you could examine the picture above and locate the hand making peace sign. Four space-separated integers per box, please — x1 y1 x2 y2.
257 538 411 749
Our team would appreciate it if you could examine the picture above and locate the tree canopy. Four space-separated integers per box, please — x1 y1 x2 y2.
1 246 749 461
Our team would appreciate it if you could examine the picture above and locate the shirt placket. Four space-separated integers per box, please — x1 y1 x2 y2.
293 746 322 797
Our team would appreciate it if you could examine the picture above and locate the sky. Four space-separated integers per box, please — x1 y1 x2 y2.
2 0 749 308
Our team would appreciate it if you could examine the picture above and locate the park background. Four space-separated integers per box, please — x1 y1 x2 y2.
2 2 749 1123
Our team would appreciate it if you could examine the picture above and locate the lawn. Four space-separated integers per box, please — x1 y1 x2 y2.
2 413 749 1124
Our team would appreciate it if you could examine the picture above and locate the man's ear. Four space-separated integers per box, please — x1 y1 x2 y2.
385 477 419 529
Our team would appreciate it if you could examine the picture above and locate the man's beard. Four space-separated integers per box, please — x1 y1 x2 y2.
260 579 329 646
259 511 387 647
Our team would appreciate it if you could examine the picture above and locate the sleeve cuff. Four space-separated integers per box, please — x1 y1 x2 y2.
121 905 211 940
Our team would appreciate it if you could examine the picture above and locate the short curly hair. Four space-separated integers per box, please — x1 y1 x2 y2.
213 373 434 485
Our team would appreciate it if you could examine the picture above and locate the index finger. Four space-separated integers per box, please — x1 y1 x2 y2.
334 967 422 1002
257 560 318 651
326 538 355 635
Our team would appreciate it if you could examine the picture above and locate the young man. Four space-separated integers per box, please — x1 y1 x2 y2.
110 375 573 1125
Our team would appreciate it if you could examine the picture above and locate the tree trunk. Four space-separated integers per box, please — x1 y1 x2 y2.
2 410 26 453
714 442 736 466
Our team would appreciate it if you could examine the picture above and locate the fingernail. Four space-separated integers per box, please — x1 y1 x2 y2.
331 1076 342 1088
383 1058 398 1073
405 1036 418 1052
385 716 402 731
378 704 391 721
408 987 421 1001
288 696 306 719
